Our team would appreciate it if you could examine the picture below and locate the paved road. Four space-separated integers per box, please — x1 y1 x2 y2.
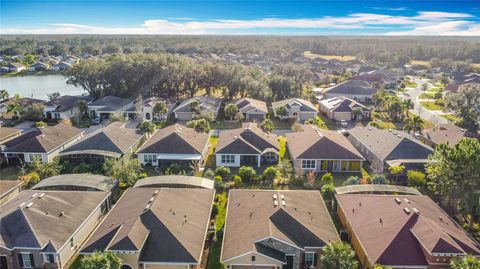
401 77 450 125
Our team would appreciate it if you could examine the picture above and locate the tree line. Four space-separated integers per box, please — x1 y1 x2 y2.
65 53 315 102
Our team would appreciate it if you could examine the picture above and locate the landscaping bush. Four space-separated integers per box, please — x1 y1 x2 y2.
238 166 256 182
233 175 242 187
215 166 231 179
262 166 278 181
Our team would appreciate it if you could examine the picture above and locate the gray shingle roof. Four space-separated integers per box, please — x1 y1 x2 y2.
348 127 433 161
215 123 279 155
81 188 214 264
271 98 318 112
173 96 221 114
45 95 93 112
136 124 208 155
286 125 364 160
325 80 376 96
60 124 144 158
3 124 83 154
0 190 109 251
89 96 133 111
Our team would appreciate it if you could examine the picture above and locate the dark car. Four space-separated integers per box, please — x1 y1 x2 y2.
90 117 103 125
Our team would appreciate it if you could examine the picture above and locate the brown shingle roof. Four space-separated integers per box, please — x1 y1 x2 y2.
0 190 109 251
221 190 340 261
286 124 364 160
3 124 83 153
423 124 471 146
335 194 480 266
215 123 279 155
136 124 209 155
81 188 214 264
0 127 21 143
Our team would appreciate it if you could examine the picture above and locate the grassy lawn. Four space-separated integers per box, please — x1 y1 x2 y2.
420 101 444 110
303 51 356 61
418 92 436 99
404 81 418 88
441 114 461 122
205 136 219 170
0 166 21 180
206 192 228 269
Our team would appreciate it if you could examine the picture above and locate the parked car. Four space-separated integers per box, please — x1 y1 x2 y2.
91 117 103 125
340 120 348 127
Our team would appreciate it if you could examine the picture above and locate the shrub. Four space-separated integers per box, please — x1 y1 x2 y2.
233 175 242 187
262 166 278 181
203 168 215 179
407 170 426 188
259 118 274 133
214 175 222 183
238 166 256 182
139 120 156 134
186 118 211 133
371 174 390 184
215 166 231 178
165 163 185 175
109 113 126 122
234 111 245 122
224 103 239 120
343 176 360 186
321 173 334 185
34 121 47 128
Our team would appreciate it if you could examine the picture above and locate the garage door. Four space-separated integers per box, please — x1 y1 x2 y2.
232 266 274 269
247 113 265 122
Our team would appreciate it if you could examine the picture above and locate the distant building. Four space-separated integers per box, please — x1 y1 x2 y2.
336 194 480 268
44 95 93 120
140 97 175 122
173 96 222 121
235 97 268 122
6 62 25 72
323 80 376 102
52 61 73 71
87 96 135 119
28 62 49 72
271 98 318 121
286 124 364 173
319 96 371 121
0 98 45 120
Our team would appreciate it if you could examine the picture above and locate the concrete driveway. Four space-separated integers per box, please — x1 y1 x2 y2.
13 121 35 132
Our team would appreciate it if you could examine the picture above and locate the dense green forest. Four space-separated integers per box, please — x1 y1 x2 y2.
1 35 480 62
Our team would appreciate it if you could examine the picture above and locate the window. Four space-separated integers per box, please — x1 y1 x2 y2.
221 155 235 164
29 154 42 162
144 154 156 163
42 254 55 263
304 252 317 267
350 161 361 171
19 253 33 268
301 160 316 169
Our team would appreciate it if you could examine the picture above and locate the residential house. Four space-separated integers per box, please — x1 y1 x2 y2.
28 62 49 72
215 122 279 167
1 123 84 163
271 98 318 121
286 124 364 173
235 98 268 122
348 126 434 173
44 95 93 120
0 127 22 145
59 123 145 163
0 180 22 205
81 188 215 269
319 96 371 121
141 97 175 122
323 80 376 102
405 64 429 76
445 72 480 92
0 190 110 269
0 98 45 120
136 124 209 167
6 63 25 72
336 194 480 268
52 62 73 71
221 190 340 269
421 124 476 147
349 70 395 87
173 96 222 121
88 96 135 119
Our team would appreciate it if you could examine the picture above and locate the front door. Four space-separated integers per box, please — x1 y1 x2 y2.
1 256 8 269
283 255 293 269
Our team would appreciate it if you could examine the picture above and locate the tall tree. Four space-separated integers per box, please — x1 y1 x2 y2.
321 242 359 269
444 84 480 133
78 251 122 269
403 115 424 134
450 255 480 269
0 89 9 100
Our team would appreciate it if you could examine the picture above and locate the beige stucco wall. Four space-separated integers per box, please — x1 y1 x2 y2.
225 252 282 267
116 252 141 269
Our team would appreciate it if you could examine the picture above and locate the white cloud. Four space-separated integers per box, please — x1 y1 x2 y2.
1 11 479 35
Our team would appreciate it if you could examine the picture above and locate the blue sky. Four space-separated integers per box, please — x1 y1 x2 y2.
1 0 480 35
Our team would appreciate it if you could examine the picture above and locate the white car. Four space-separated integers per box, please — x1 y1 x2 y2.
340 120 348 127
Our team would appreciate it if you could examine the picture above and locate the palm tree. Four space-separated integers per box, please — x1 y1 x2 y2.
321 241 359 269
402 99 413 116
451 255 480 269
404 115 424 134
0 89 9 100
7 103 22 120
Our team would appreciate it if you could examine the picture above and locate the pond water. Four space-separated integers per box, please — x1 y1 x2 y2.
0 75 85 100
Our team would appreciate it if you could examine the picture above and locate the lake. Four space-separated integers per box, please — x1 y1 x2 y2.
0 75 85 100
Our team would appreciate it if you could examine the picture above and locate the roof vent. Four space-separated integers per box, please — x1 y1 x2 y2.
388 129 392 132
280 194 285 200
31 193 38 198
395 198 401 204
393 131 397 135
59 211 65 217
397 134 401 138
19 202 26 207
403 198 410 204
153 190 159 195
273 200 279 207
38 193 46 198
403 207 411 214
148 197 155 203
26 202 33 208
281 200 286 206
413 208 420 214
273 194 278 200
144 204 151 211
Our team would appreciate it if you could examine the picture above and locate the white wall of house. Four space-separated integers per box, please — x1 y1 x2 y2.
216 154 240 167
138 153 202 166
18 132 84 163
293 158 363 173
